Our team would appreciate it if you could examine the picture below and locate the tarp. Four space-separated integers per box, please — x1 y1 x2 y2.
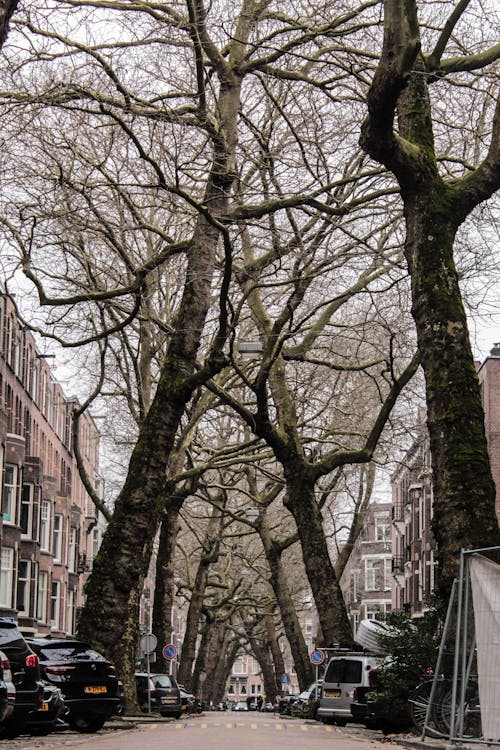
354 619 390 655
469 553 500 740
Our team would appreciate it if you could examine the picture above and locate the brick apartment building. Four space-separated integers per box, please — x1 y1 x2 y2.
339 502 393 636
390 345 500 616
0 288 104 636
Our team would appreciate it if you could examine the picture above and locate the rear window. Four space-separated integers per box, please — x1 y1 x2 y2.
152 675 175 688
324 658 362 684
0 626 26 650
34 644 106 662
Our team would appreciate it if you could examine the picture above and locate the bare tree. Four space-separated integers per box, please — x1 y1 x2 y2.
360 0 500 604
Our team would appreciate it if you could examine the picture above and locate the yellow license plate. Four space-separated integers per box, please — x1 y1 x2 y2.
38 703 49 711
162 698 177 703
325 689 341 698
84 686 107 694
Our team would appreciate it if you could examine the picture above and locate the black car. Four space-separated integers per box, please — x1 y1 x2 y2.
135 673 183 718
0 619 44 738
28 638 120 733
350 664 412 734
26 683 66 736
277 694 300 715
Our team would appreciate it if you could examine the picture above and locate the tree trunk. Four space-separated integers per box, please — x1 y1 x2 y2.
258 516 313 690
152 498 183 670
284 470 353 647
265 614 285 698
404 193 499 601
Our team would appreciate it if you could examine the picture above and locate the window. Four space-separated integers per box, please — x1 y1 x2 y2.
20 483 34 537
67 589 76 635
50 580 61 629
365 558 378 591
17 560 31 615
384 558 392 590
0 548 15 608
39 500 51 550
375 513 391 542
53 514 63 562
92 527 100 560
228 684 235 695
37 571 48 622
233 658 247 675
2 464 18 523
68 527 77 573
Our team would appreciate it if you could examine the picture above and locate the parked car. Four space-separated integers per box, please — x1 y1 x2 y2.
0 649 16 728
28 637 120 733
291 681 322 719
135 673 183 718
316 653 381 725
261 700 275 712
0 619 44 738
277 693 300 715
231 701 249 711
350 662 413 733
26 683 66 736
178 684 201 714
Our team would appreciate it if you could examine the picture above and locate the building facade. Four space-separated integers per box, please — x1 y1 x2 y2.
339 502 393 636
0 289 104 636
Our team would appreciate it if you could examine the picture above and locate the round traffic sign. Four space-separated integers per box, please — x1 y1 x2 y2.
140 633 158 654
309 649 326 665
162 642 177 660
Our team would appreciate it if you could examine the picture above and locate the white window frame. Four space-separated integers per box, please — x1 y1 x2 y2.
53 514 63 563
39 500 51 551
2 464 18 524
50 580 61 629
365 558 378 591
68 527 77 573
384 558 392 590
17 560 31 615
37 570 49 622
20 483 34 537
67 589 76 635
374 513 391 542
0 548 15 608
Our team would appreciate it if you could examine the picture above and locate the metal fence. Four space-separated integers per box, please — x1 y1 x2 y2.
421 546 500 744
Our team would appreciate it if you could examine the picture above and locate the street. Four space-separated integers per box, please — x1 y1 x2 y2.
0 713 414 750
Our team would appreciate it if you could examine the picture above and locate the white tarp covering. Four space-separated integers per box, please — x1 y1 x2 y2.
354 619 390 655
469 553 500 740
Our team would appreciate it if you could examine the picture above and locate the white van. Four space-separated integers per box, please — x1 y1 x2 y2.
316 653 381 725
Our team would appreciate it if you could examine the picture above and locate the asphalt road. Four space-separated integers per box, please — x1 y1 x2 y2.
0 713 417 750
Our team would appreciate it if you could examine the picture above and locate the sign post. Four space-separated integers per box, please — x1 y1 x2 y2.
309 649 326 693
140 633 158 713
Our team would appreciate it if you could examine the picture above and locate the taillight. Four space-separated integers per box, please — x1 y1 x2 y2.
43 665 75 682
0 657 10 670
26 653 39 668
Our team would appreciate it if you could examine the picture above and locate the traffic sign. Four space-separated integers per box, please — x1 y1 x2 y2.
280 673 290 685
309 649 326 665
162 642 177 660
140 633 157 654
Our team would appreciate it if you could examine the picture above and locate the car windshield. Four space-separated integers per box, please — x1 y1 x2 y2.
35 644 107 662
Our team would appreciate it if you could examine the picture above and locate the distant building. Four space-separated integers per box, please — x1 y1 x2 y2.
0 289 104 635
339 502 393 636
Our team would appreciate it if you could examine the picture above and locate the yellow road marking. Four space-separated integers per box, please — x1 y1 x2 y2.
324 725 333 731
226 723 232 729
276 724 283 730
251 723 257 729
201 723 207 728
300 724 308 731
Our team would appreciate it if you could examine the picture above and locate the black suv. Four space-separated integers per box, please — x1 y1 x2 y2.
135 673 183 718
0 619 44 738
28 638 120 733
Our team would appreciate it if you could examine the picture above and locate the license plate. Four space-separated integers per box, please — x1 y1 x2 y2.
84 686 107 694
38 703 49 712
325 689 341 698
161 697 177 704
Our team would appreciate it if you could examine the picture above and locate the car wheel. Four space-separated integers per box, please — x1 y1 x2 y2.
68 715 107 733
334 719 347 726
0 722 23 740
29 727 54 737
